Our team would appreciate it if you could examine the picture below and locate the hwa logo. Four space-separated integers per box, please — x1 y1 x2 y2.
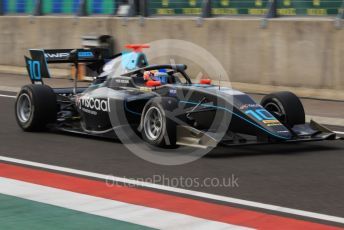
45 52 93 59
45 53 69 59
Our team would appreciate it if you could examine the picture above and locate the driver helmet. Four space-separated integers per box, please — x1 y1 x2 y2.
143 71 155 81
143 70 169 84
153 72 169 84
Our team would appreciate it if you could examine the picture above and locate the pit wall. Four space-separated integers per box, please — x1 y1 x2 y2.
0 16 343 91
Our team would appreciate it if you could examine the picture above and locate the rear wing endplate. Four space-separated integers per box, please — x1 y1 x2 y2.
24 48 104 84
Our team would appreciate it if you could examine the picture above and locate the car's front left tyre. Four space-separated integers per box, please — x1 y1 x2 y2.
141 99 176 147
15 84 57 131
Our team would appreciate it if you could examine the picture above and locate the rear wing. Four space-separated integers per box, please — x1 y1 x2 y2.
25 44 149 84
24 48 109 84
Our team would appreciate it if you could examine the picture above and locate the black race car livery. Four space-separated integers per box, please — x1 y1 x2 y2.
15 44 338 149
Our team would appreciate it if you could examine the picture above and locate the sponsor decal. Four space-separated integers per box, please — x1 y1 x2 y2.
240 104 262 110
263 119 283 126
115 79 130 84
138 87 152 92
76 96 111 114
267 124 283 127
78 51 94 58
169 89 177 96
267 124 282 127
81 108 97 115
44 51 94 59
45 53 69 59
262 119 280 124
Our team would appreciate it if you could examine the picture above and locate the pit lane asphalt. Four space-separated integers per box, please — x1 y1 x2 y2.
0 91 343 227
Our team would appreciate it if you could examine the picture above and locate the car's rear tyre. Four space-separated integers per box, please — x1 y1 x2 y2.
261 91 305 127
141 99 176 147
15 84 57 131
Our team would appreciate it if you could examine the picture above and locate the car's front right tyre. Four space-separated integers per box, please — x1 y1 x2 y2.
261 91 305 128
15 84 57 131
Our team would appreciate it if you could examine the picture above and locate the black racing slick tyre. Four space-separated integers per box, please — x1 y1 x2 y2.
141 99 176 147
15 84 57 131
261 91 305 127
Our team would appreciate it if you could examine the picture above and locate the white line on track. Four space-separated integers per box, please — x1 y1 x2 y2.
0 94 16 98
0 155 343 224
334 131 344 135
306 115 344 127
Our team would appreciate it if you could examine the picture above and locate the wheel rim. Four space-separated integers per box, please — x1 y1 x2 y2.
264 102 285 122
17 93 32 123
144 106 163 141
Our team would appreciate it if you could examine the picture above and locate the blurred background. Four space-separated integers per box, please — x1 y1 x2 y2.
0 0 343 100
0 0 343 16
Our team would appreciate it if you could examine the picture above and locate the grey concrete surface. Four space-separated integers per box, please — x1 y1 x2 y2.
0 16 343 93
0 65 69 78
1 65 344 100
0 73 89 92
0 94 343 227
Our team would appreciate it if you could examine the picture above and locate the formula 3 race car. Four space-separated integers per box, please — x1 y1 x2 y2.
15 44 338 149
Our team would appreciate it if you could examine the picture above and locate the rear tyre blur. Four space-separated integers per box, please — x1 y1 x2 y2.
15 84 57 131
